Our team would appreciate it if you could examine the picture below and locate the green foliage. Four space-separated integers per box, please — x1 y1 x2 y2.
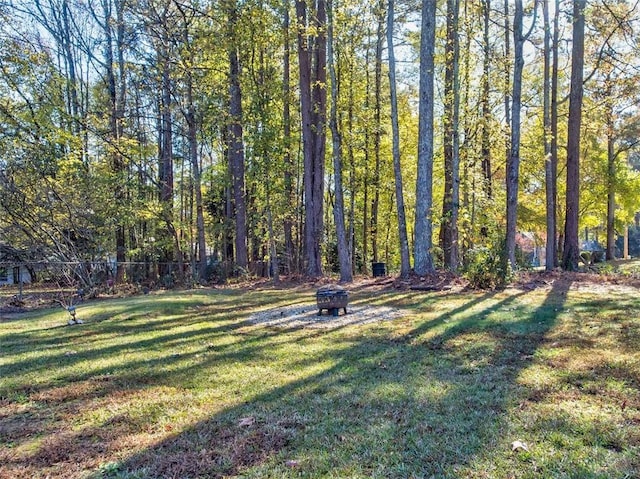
463 239 513 289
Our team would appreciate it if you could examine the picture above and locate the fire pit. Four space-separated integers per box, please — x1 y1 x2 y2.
316 284 349 316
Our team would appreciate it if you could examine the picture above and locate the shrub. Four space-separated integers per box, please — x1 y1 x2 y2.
463 241 512 289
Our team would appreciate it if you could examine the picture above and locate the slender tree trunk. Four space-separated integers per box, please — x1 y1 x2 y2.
372 0 385 264
481 0 492 199
506 0 525 270
187 78 207 281
282 0 296 275
100 0 127 282
562 0 586 271
441 0 460 272
606 102 616 261
543 0 555 270
327 0 352 282
387 0 410 278
506 0 537 270
266 189 280 283
362 40 371 274
414 0 436 275
347 60 356 275
227 2 248 271
159 42 174 276
551 0 560 265
174 2 208 282
503 0 511 163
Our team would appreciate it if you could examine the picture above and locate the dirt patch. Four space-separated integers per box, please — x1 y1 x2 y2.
512 270 640 293
248 303 407 329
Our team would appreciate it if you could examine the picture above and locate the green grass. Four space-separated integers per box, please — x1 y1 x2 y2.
1 280 639 478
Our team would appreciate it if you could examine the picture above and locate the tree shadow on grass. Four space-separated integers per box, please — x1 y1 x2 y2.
83 281 571 478
1 280 574 478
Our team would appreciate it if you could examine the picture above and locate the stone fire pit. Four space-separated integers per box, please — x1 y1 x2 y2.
316 284 348 316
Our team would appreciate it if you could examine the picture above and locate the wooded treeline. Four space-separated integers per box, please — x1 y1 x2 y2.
1 0 640 285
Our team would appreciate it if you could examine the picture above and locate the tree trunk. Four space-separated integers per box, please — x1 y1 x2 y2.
506 0 525 270
503 0 511 164
481 0 492 199
414 0 436 275
562 0 586 271
543 0 556 270
174 1 208 282
296 0 326 277
327 0 352 283
282 0 296 275
606 103 616 261
506 0 536 270
99 0 127 282
387 0 411 278
227 2 248 271
159 41 174 277
550 0 560 268
440 0 460 272
371 0 385 264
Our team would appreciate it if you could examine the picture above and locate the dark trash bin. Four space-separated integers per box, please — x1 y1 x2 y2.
372 262 386 277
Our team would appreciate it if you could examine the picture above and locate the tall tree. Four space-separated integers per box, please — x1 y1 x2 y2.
327 0 352 282
543 0 557 270
296 0 327 277
225 0 248 270
506 0 536 270
282 0 297 274
550 0 560 263
371 0 385 264
414 0 436 275
480 0 493 199
440 0 460 271
387 0 410 278
562 0 586 271
175 1 208 281
90 0 128 281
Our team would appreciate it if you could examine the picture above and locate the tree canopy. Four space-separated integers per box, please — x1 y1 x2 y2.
1 0 639 283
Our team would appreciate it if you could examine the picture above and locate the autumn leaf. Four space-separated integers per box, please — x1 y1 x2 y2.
238 416 255 427
511 440 529 452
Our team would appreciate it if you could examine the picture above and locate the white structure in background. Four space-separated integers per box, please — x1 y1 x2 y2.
0 265 31 285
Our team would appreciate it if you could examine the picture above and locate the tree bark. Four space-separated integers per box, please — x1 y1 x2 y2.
387 0 411 278
440 0 460 272
505 0 524 270
282 0 296 275
226 1 248 271
98 0 127 282
606 102 616 261
371 0 385 264
327 0 352 282
551 0 560 266
543 0 556 270
506 0 537 270
414 0 436 275
562 0 586 271
296 0 326 277
481 0 492 199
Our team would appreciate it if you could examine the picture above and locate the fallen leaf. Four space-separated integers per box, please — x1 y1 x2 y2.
511 440 529 452
238 416 255 427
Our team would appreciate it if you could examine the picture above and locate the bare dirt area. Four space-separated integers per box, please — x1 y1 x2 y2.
248 302 407 329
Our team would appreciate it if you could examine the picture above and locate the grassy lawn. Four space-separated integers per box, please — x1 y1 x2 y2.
1 277 639 478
